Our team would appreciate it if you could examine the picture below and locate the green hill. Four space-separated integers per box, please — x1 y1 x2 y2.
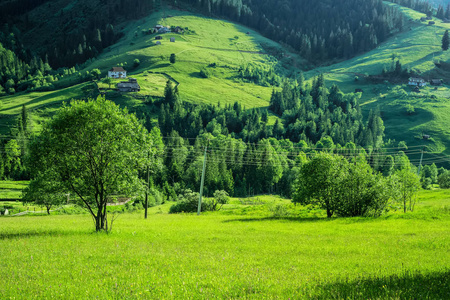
305 2 450 157
1 2 450 162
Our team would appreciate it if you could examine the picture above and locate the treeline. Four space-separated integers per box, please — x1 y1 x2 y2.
172 0 404 62
387 0 450 19
0 0 154 69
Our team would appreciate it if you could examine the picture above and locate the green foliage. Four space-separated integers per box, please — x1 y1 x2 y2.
405 104 415 115
90 68 101 80
133 58 140 68
28 97 157 231
442 30 449 51
199 68 211 78
392 168 421 213
438 171 450 188
22 174 66 214
170 53 176 64
169 189 203 213
211 190 229 211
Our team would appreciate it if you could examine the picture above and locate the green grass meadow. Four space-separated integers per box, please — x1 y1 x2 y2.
1 191 449 299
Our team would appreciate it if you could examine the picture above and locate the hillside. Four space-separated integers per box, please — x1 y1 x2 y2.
305 2 450 159
1 1 450 164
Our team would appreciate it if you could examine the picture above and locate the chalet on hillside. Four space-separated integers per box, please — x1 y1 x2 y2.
430 79 443 86
108 67 127 79
408 77 426 87
117 78 140 92
173 26 183 33
158 27 170 33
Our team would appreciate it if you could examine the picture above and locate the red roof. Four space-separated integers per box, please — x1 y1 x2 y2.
109 67 126 72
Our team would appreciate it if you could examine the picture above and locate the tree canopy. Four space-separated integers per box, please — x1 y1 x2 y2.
28 97 159 231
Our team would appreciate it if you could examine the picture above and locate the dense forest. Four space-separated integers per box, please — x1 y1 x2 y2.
172 0 405 62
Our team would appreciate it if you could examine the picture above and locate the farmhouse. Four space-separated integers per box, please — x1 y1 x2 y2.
173 26 184 33
108 67 127 79
170 37 175 42
408 77 426 87
155 36 163 40
158 27 171 34
117 78 140 92
430 79 443 86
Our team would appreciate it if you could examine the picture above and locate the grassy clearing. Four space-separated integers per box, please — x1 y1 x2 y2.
0 191 449 298
0 181 29 200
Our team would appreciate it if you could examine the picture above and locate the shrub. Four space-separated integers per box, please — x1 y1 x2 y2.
269 203 290 218
438 171 450 188
211 190 229 211
169 189 213 213
200 68 210 78
133 59 140 68
422 177 432 190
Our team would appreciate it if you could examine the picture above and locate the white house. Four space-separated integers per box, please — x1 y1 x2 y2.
408 77 426 87
108 67 127 79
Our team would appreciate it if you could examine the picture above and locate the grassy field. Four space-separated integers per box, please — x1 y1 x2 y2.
1 191 449 299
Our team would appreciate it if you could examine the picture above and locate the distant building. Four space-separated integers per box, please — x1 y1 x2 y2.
173 26 184 33
155 25 164 30
158 27 171 34
156 41 161 45
108 67 127 79
428 21 435 25
423 134 431 140
117 78 140 92
155 36 163 40
430 79 443 86
170 37 175 42
420 17 427 22
408 77 426 87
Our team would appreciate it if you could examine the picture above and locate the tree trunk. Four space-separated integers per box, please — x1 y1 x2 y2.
326 208 332 218
46 206 51 215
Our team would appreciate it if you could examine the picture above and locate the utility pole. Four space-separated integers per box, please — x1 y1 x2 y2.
417 148 425 175
197 141 208 215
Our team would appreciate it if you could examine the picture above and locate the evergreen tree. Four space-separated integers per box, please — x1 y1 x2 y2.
442 30 449 51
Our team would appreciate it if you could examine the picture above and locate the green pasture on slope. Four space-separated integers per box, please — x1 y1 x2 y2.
0 181 29 200
83 10 301 108
304 3 450 157
1 191 449 299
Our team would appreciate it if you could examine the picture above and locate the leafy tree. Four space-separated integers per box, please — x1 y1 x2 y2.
438 171 450 188
91 68 101 80
211 190 229 211
133 58 140 68
442 30 449 51
102 77 113 88
392 168 421 213
293 153 346 218
22 173 66 214
170 53 176 64
28 97 155 232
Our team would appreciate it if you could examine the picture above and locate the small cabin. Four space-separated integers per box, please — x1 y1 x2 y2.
156 41 161 45
117 78 140 92
428 21 435 25
170 37 175 42
423 135 431 140
430 79 443 86
108 67 127 79
408 77 426 87
155 36 163 40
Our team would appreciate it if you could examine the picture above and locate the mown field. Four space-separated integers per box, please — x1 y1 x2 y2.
1 192 449 299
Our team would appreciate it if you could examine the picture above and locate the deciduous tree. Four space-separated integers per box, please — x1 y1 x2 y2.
28 97 156 231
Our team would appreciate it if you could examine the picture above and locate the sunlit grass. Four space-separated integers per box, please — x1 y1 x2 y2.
1 191 449 298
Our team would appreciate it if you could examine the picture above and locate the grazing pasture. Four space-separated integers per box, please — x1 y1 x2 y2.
1 192 449 299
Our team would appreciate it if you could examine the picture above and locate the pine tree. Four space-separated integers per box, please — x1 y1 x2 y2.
442 30 449 51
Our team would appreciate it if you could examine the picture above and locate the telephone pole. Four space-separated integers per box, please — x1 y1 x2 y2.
197 141 208 215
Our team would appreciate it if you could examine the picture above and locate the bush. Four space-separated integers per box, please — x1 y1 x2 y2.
269 203 290 218
438 171 450 188
169 189 213 213
211 190 229 211
133 59 140 68
422 177 432 190
200 68 210 78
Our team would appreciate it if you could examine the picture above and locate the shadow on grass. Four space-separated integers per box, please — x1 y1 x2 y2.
316 270 450 299
222 216 327 223
0 230 79 240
